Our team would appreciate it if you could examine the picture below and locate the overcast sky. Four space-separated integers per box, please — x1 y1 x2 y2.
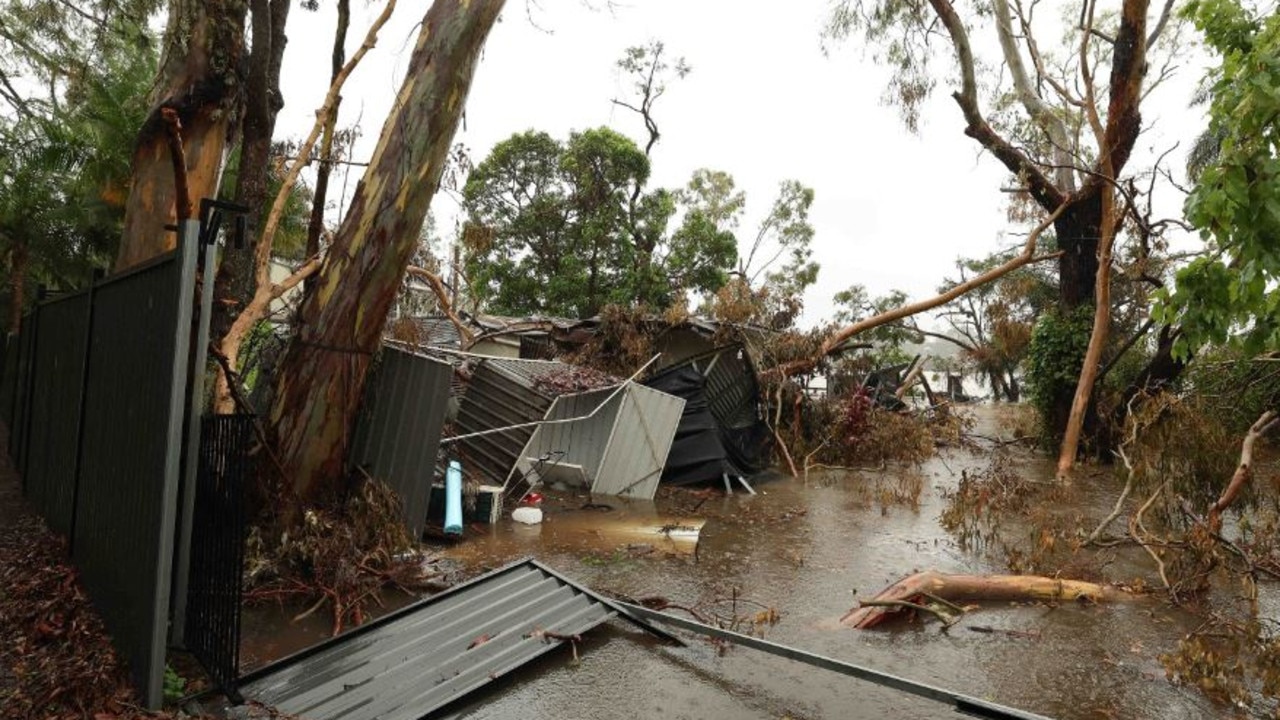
275 0 1206 327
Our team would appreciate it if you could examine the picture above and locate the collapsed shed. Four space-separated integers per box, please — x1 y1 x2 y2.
643 345 771 486
451 358 684 500
516 383 685 499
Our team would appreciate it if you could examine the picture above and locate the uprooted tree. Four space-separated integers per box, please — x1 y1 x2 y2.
816 0 1191 475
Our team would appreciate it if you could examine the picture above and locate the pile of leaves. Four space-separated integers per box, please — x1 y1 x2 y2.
565 304 659 377
532 365 620 396
0 515 150 717
244 476 448 637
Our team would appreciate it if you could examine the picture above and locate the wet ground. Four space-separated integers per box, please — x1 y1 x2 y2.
241 406 1228 719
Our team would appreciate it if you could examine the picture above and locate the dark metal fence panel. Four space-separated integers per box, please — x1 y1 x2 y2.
350 347 453 537
23 291 91 535
72 239 198 709
9 309 38 473
0 332 18 428
186 413 253 694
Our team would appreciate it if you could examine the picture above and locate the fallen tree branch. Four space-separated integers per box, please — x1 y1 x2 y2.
405 265 475 345
772 205 1065 379
1130 480 1170 589
842 570 1129 629
1208 410 1279 529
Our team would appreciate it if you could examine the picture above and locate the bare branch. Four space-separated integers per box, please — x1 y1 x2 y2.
993 0 1076 190
926 0 1067 210
773 204 1067 378
1209 410 1280 523
406 265 475 345
1147 0 1176 46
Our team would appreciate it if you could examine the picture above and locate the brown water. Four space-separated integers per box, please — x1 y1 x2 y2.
239 406 1227 719
430 406 1221 720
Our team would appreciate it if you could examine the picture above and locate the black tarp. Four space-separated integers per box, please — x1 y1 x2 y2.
644 347 770 485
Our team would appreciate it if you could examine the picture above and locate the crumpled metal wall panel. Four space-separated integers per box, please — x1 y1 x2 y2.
349 347 453 537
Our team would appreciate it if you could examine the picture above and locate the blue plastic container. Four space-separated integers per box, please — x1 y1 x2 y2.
444 460 463 536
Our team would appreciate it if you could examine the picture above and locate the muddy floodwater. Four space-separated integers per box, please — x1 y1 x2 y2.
242 406 1229 719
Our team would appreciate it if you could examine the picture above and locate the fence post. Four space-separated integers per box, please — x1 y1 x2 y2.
141 219 200 708
170 221 218 646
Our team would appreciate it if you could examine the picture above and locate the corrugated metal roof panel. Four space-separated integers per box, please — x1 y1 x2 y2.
413 317 464 349
238 560 627 720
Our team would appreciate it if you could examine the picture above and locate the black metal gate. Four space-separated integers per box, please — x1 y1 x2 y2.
185 413 254 697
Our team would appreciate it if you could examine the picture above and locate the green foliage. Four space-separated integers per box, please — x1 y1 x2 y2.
705 179 821 331
1024 307 1092 429
162 664 186 703
462 127 739 317
1154 0 1280 358
831 284 919 368
0 5 158 316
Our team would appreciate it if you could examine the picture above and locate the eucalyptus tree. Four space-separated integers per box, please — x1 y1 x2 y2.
822 0 1190 472
266 0 506 506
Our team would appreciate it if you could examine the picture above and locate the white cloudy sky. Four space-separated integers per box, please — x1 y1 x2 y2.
275 0 1207 327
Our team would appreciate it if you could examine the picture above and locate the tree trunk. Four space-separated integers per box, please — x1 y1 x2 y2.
115 0 247 271
304 0 351 293
1041 193 1102 438
841 570 1129 629
267 0 505 506
212 0 292 345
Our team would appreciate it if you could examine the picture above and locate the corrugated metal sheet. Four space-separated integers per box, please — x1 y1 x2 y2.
451 358 618 485
349 347 453 537
593 384 685 499
452 361 554 484
515 383 684 500
516 387 619 485
238 560 631 720
412 316 464 348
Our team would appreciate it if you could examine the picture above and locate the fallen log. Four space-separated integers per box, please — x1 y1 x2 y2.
842 570 1130 629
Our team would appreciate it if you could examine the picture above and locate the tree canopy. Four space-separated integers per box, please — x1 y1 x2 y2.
461 127 738 317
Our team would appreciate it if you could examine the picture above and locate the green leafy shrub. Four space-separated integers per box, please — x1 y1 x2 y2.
1023 307 1092 441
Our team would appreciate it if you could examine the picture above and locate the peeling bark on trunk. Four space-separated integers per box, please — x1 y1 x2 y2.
115 0 247 271
842 570 1129 629
212 0 292 344
267 0 506 507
